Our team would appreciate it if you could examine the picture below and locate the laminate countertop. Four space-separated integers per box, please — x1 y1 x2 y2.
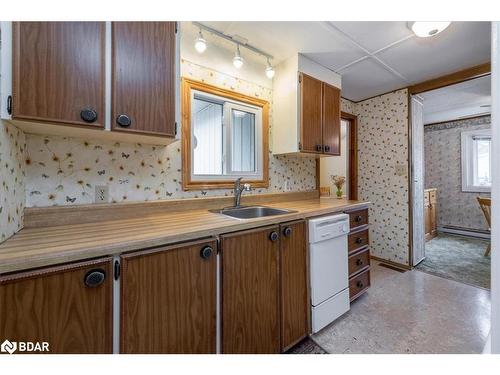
0 198 369 274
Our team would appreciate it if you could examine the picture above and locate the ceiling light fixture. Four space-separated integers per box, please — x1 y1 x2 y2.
233 45 244 69
409 21 451 38
265 58 275 79
194 28 207 53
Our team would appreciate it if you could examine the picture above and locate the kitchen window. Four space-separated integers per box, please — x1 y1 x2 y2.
181 78 269 190
461 129 492 192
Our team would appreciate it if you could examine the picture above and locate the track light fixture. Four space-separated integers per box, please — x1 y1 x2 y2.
265 58 275 79
194 28 207 53
233 45 244 69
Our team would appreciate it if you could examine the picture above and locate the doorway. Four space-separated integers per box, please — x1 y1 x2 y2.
318 112 358 200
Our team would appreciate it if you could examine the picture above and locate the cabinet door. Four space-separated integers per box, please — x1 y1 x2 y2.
300 73 323 153
13 22 105 127
322 82 341 155
280 221 309 351
221 226 280 353
112 22 176 136
0 258 113 354
120 239 216 353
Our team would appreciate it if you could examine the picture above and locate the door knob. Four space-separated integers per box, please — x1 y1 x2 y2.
269 231 279 242
354 215 363 223
116 114 131 127
80 108 97 123
356 281 364 289
84 269 106 288
355 237 363 244
200 246 213 260
356 258 363 266
283 227 292 237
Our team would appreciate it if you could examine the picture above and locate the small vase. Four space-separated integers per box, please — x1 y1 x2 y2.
336 189 343 199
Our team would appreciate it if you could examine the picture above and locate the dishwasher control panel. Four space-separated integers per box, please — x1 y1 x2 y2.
308 214 350 243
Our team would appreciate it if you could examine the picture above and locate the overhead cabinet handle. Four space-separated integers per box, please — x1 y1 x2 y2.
116 114 132 127
324 145 331 152
80 108 98 123
316 144 322 152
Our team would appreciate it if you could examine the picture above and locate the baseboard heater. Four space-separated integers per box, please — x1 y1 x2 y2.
438 225 490 239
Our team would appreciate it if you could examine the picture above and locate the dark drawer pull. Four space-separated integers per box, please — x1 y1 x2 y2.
269 231 279 242
324 145 331 152
356 281 364 289
354 215 363 223
283 227 292 237
200 246 213 260
356 258 363 266
80 108 97 123
116 114 131 127
84 269 106 288
355 237 363 244
316 144 322 152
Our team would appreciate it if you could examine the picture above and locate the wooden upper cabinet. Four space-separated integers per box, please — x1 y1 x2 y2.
13 22 105 127
300 73 323 153
322 82 341 155
120 239 217 354
280 221 309 351
112 22 176 137
0 258 113 354
221 226 280 354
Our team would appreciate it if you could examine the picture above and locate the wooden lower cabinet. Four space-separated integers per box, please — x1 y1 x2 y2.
0 258 113 354
280 221 309 351
345 207 371 302
120 239 217 354
221 226 281 354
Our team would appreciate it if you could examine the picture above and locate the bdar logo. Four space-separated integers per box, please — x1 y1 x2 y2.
1 339 17 354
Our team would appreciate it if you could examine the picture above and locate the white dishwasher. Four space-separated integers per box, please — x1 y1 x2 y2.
309 213 350 333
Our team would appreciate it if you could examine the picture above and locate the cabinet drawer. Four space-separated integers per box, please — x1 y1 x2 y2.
348 248 370 277
348 229 369 253
348 209 368 230
349 269 370 301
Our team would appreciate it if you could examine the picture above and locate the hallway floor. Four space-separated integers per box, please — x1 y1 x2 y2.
417 233 490 289
311 263 491 354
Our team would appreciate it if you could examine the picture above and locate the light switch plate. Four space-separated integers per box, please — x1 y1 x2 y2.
95 185 109 203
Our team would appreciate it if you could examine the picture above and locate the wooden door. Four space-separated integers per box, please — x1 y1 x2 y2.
280 221 309 351
300 73 323 153
221 226 280 353
13 22 105 127
0 258 113 354
120 239 216 353
322 83 341 155
112 22 176 136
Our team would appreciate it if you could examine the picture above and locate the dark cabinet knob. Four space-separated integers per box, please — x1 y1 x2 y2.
283 227 292 237
80 108 97 123
355 237 363 244
269 231 279 242
324 145 331 152
356 281 364 289
356 258 363 266
116 114 131 127
84 269 106 288
354 215 363 223
316 144 322 152
200 246 213 260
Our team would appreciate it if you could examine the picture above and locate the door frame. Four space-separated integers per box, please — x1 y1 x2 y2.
315 111 358 200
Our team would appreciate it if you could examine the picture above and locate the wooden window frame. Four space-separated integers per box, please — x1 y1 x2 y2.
181 78 270 190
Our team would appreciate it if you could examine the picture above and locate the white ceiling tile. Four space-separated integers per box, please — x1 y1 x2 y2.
329 21 414 52
302 51 366 71
340 58 407 102
377 22 491 84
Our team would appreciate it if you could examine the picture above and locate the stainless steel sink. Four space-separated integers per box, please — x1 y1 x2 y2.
211 206 296 219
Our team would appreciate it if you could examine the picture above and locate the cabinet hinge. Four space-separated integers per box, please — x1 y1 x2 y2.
175 22 178 34
298 142 302 150
298 74 302 83
114 260 121 280
7 95 12 115
175 122 178 136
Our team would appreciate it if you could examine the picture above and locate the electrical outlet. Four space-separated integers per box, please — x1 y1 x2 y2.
395 164 407 176
95 185 109 203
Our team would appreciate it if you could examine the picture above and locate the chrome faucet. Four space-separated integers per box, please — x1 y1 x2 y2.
234 177 251 207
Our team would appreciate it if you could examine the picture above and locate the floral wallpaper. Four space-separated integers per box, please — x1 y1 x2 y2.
0 121 26 243
25 59 316 207
354 89 410 266
341 97 356 114
424 116 491 231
